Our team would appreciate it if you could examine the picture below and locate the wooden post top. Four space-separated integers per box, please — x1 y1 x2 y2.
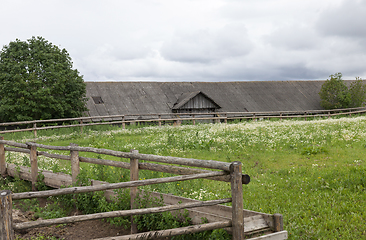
0 190 12 197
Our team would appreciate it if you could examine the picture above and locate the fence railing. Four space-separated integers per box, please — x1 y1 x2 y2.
0 136 256 240
1 107 366 137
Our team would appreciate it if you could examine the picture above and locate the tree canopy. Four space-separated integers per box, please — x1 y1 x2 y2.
319 73 366 110
0 36 88 122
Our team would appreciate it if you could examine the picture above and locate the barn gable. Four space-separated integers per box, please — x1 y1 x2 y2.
172 91 221 113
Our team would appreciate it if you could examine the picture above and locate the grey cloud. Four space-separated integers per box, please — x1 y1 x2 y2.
160 24 253 63
265 25 321 51
316 0 366 38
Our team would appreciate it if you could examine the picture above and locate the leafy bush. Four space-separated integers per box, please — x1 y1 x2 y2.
319 73 351 109
319 73 366 109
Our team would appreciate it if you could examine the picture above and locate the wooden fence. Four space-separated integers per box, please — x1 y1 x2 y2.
0 137 287 240
1 107 365 137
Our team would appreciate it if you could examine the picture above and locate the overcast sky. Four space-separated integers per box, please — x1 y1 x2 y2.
1 0 366 81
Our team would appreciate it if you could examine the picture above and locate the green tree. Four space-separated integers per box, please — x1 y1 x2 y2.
0 36 88 122
348 77 366 108
319 73 351 109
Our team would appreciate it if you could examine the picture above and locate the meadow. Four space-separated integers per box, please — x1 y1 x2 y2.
2 116 366 239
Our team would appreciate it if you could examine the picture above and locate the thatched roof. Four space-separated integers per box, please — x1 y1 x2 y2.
85 81 326 116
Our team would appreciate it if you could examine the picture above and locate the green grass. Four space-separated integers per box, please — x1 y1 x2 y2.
2 116 366 239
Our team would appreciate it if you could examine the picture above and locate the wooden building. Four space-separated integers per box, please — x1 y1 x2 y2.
85 81 326 117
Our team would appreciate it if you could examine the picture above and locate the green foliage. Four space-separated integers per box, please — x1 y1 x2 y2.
0 36 88 122
319 73 351 109
319 73 366 110
35 172 50 191
348 77 366 108
55 170 131 227
300 143 327 155
133 193 229 240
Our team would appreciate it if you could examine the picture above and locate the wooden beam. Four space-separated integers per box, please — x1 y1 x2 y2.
22 142 232 171
93 221 232 240
12 171 227 200
13 198 231 230
0 140 27 149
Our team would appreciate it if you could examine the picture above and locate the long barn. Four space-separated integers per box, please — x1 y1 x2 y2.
85 81 326 117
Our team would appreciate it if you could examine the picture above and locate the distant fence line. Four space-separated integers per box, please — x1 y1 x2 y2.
1 107 366 137
0 137 288 239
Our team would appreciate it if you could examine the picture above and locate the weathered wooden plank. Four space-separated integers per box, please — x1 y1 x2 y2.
13 198 231 230
4 147 30 154
0 141 27 149
79 156 129 168
244 215 270 233
247 231 288 240
135 153 231 171
25 142 70 151
19 142 232 171
139 162 250 184
146 191 267 220
93 221 232 240
38 151 71 161
6 164 72 189
12 171 226 200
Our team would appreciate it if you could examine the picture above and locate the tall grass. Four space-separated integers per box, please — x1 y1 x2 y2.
3 116 366 239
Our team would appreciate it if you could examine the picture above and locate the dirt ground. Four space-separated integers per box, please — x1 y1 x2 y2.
13 207 131 240
12 196 131 240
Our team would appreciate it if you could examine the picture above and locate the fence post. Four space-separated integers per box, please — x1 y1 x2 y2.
29 143 38 191
253 113 256 122
230 161 244 240
273 213 284 232
304 111 307 121
70 143 80 185
79 120 83 134
0 190 14 240
192 115 195 125
33 123 37 138
328 111 330 119
130 149 139 234
158 115 162 127
122 116 126 129
0 136 6 178
224 114 227 124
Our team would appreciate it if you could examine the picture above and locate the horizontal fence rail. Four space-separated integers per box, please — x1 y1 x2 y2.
13 198 233 230
12 171 227 200
0 136 278 240
0 107 365 137
0 140 250 184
